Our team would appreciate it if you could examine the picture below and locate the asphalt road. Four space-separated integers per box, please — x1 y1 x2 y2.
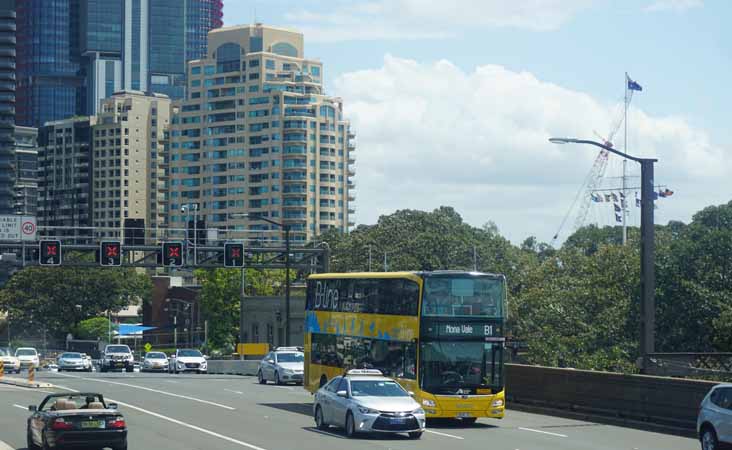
0 371 699 450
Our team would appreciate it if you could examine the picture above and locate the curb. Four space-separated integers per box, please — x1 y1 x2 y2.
0 440 13 450
0 376 53 389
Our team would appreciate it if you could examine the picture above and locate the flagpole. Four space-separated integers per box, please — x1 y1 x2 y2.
622 73 628 246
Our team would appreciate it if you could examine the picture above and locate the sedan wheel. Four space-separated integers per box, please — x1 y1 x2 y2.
258 370 266 384
315 405 328 430
345 412 357 438
408 431 423 439
275 371 281 385
701 427 718 450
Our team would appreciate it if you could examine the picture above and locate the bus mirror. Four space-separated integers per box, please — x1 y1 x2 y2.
336 390 348 398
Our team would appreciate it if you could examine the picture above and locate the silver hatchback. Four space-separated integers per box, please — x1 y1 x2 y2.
313 369 426 439
698 384 732 450
257 347 304 385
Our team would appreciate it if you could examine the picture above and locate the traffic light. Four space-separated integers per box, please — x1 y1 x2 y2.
99 241 122 266
224 242 244 267
162 242 184 267
39 240 62 266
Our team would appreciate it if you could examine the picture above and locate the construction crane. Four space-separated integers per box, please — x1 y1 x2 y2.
550 103 625 246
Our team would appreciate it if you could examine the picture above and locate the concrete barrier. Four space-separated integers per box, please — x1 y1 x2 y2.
206 360 260 376
506 364 716 435
0 376 53 389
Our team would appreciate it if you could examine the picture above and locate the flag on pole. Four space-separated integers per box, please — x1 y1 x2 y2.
614 203 622 212
611 192 619 202
615 214 622 223
636 198 641 207
591 194 602 203
659 188 674 198
605 194 612 202
627 75 643 91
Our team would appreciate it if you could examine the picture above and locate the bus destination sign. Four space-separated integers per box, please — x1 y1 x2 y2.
422 321 504 341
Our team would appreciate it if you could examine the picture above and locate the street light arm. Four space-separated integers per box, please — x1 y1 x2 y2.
549 138 656 163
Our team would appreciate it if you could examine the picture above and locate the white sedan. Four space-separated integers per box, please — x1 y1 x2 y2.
142 352 169 372
0 348 20 373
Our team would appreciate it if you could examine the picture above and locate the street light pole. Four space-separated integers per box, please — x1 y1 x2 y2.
229 212 292 347
549 137 657 371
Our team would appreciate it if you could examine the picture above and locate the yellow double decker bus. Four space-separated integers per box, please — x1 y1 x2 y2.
304 271 506 423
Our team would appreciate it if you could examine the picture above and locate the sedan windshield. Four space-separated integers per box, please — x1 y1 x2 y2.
16 349 36 356
61 353 82 359
350 380 409 397
178 350 202 357
420 341 502 393
146 352 167 359
277 352 303 363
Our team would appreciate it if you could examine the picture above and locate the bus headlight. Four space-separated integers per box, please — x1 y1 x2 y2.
492 399 504 407
422 399 436 407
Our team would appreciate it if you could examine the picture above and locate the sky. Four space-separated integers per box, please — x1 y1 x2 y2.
224 0 732 244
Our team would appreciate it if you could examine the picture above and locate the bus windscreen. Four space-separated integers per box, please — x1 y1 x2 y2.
422 276 504 318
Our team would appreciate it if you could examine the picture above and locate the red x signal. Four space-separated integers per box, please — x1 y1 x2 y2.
168 246 181 257
105 245 119 257
46 245 57 256
231 248 241 258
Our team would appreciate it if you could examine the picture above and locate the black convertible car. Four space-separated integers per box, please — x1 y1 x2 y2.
27 393 127 450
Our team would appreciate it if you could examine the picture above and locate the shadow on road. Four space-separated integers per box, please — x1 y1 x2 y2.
259 402 313 417
426 418 498 429
302 427 414 441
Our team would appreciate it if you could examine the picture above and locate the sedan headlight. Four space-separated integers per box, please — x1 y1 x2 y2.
282 368 294 375
357 406 380 414
422 399 436 407
492 399 504 407
412 407 426 415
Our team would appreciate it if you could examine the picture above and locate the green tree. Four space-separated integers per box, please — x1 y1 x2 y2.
194 268 241 352
0 261 151 339
73 317 117 340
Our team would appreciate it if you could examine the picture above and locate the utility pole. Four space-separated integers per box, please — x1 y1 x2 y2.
383 252 388 272
368 245 372 272
473 245 478 271
622 72 629 245
173 315 178 349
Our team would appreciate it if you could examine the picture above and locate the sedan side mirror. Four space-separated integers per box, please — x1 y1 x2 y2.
408 391 415 397
28 405 37 412
267 359 275 364
336 390 348 398
107 403 118 410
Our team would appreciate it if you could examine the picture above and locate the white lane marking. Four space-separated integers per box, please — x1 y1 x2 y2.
53 385 268 450
13 403 27 410
54 373 236 410
162 380 179 384
270 385 293 390
225 389 244 395
425 429 465 440
518 427 568 438
108 399 268 450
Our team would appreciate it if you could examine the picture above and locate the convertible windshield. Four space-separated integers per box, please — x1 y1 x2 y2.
420 341 503 393
16 349 37 356
277 352 303 363
350 380 409 397
178 350 202 357
422 276 504 318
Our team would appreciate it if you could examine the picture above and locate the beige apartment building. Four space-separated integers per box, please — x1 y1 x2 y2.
169 24 355 243
92 91 171 238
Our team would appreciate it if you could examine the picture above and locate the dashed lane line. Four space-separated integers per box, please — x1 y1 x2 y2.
518 427 569 438
54 373 236 411
12 403 27 410
53 384 268 450
424 429 465 440
225 389 244 395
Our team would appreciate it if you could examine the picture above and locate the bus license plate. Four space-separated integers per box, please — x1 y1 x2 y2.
456 412 472 418
81 420 105 429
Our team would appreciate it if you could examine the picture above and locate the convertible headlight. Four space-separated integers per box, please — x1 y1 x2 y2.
422 399 436 407
492 399 504 407
357 406 379 414
412 407 426 415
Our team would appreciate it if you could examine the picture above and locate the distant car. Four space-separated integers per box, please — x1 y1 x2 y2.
81 354 94 371
100 345 134 373
15 347 40 370
698 384 732 450
313 369 426 439
169 349 207 374
257 347 304 385
26 393 127 450
0 348 20 373
57 352 92 372
142 352 169 372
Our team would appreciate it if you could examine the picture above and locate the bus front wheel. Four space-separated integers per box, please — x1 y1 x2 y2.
461 418 477 425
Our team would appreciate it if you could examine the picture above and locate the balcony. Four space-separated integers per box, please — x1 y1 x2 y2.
348 131 355 139
348 195 355 202
347 169 355 177
348 208 355 214
348 157 355 165
347 144 356 151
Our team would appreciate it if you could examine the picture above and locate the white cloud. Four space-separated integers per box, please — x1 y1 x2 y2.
335 56 731 243
644 0 703 13
282 0 595 42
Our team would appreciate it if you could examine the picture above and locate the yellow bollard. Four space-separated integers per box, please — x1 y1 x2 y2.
28 365 34 383
0 359 4 378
